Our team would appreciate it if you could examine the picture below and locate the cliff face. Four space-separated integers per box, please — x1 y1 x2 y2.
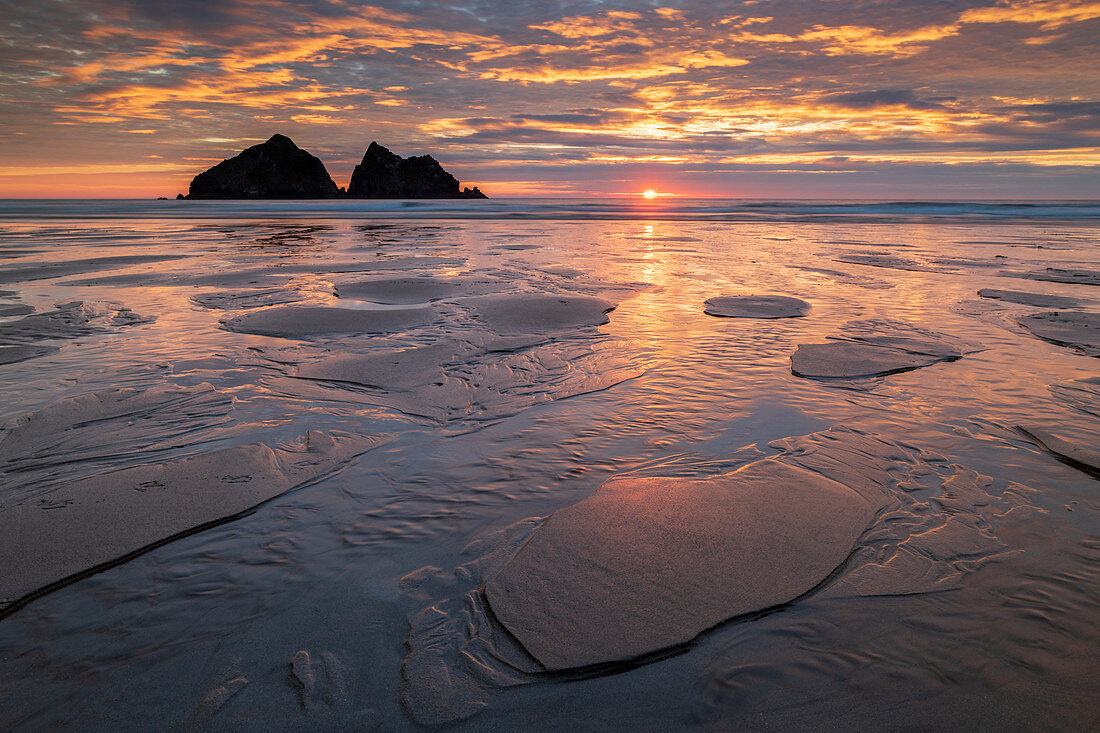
185 134 340 199
346 142 486 199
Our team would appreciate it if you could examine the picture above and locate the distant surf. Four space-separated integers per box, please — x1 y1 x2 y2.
2 198 1099 224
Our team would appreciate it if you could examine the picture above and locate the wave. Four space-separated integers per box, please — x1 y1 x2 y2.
2 198 1099 224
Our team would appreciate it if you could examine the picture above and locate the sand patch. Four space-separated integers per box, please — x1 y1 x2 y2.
484 460 874 670
64 257 465 289
335 277 471 304
0 430 379 616
704 295 810 319
65 268 287 289
0 344 58 366
978 289 1083 308
400 428 1019 724
834 253 942 273
192 288 304 309
1017 311 1100 355
1018 267 1100 287
931 256 1001 269
0 384 235 495
0 304 34 317
792 322 969 379
222 305 434 339
0 254 192 285
1018 426 1100 474
792 342 945 378
272 292 640 422
789 266 894 289
0 301 154 344
296 342 458 388
285 339 645 423
466 294 613 333
1051 378 1100 417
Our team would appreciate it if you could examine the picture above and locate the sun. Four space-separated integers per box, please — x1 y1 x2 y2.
642 189 657 199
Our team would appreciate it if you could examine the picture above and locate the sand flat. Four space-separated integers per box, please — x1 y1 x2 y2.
0 301 153 343
1019 426 1100 473
192 288 304 309
484 460 874 670
834 253 942 273
336 277 467 304
791 322 967 379
222 305 434 339
1019 268 1100 287
295 342 464 388
467 294 614 333
977 289 1083 308
0 431 378 614
792 342 950 378
1017 311 1100 355
0 383 234 480
703 295 810 318
0 344 58 366
288 338 645 422
0 255 193 285
0 304 34 317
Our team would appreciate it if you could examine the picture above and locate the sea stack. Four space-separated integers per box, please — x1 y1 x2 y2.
346 141 486 199
185 134 340 199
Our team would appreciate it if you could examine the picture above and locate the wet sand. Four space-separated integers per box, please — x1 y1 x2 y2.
0 207 1097 731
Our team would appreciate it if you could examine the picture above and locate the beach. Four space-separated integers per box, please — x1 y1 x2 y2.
0 198 1097 730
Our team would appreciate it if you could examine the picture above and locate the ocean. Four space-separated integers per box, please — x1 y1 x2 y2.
4 197 1100 223
0 199 1096 730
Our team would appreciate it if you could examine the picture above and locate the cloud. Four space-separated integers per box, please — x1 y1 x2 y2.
530 12 644 39
959 0 1100 30
0 0 1096 197
819 89 950 110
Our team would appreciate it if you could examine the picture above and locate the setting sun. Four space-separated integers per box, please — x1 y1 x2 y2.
642 189 657 199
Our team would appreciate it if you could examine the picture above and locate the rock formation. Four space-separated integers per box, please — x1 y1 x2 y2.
179 136 487 199
184 134 340 199
346 141 486 199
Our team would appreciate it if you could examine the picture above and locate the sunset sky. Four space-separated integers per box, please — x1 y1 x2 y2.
1 0 1098 198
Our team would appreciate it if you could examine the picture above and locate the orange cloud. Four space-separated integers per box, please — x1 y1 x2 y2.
4 0 1094 199
960 0 1100 29
531 12 643 39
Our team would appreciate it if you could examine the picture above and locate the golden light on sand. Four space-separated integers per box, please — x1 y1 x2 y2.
642 189 657 199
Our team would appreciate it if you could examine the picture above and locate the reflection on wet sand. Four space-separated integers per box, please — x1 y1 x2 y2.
0 213 1096 731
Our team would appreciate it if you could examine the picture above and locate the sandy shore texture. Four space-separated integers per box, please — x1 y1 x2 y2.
977 288 1084 308
0 430 379 615
0 205 1097 731
222 304 435 338
791 322 970 379
1017 310 1100 355
466 294 614 332
484 460 874 670
1018 426 1100 473
703 294 810 318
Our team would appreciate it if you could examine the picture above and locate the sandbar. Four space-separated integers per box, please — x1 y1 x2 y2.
484 460 874 670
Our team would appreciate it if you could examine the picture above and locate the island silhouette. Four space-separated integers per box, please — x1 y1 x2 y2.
180 134 486 199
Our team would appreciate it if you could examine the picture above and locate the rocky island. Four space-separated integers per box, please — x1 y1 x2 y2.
183 134 340 199
180 134 486 199
347 141 485 199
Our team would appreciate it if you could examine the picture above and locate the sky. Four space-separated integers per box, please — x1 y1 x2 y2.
0 0 1098 198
